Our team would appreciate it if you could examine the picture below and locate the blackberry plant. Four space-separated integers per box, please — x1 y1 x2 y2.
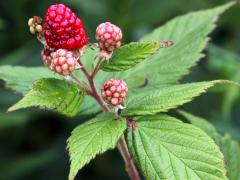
0 2 239 180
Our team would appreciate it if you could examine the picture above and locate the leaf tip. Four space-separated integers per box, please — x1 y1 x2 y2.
68 174 75 180
6 106 15 113
213 80 240 87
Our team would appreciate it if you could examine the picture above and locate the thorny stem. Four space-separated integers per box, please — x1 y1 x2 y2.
78 59 140 180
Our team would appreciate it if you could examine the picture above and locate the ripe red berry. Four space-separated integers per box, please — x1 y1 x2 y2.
43 3 88 50
50 49 78 76
101 79 128 106
95 22 122 52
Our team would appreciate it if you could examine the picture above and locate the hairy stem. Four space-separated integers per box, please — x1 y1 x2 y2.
78 59 140 180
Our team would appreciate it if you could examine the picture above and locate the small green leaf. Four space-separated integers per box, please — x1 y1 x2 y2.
8 78 84 117
0 66 59 94
123 81 219 116
127 115 227 180
179 111 240 180
67 113 126 180
101 42 169 72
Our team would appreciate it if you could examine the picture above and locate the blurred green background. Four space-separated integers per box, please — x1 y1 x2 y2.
0 0 239 179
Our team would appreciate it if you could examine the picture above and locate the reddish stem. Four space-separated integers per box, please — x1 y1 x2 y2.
117 136 141 180
78 59 140 180
78 60 109 111
91 58 102 78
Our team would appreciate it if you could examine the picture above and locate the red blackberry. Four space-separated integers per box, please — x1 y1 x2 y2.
43 3 88 50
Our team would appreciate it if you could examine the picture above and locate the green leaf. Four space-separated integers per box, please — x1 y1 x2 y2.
101 42 166 72
220 135 240 180
207 44 240 77
67 113 126 180
123 81 219 116
81 44 99 72
179 111 240 180
0 66 59 94
207 44 240 121
127 115 227 180
114 2 234 91
178 111 221 142
8 78 84 117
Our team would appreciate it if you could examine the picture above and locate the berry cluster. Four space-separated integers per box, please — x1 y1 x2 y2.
32 3 126 105
101 79 128 105
95 22 122 53
49 49 78 76
28 16 43 34
43 3 88 50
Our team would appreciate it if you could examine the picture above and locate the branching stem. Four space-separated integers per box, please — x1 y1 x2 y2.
77 58 140 180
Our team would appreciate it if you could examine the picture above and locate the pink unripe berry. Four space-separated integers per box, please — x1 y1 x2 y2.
101 79 128 106
49 49 78 76
41 48 54 66
95 22 122 53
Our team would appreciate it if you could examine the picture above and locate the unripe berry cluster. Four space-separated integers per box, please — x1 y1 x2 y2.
101 79 128 105
95 22 122 53
49 49 78 76
28 16 43 34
